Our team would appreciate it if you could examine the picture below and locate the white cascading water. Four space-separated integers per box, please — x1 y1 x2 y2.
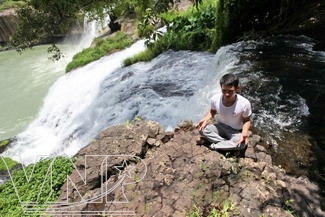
3 39 243 165
4 41 147 164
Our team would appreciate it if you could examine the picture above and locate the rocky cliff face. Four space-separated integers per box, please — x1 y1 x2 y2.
0 9 17 45
46 119 325 217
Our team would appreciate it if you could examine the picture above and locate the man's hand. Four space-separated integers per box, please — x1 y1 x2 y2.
197 109 216 132
197 119 208 132
237 134 248 146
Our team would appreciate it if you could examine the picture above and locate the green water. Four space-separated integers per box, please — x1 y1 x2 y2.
0 45 75 140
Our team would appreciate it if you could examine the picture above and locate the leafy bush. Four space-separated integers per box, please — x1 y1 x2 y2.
0 156 75 216
159 4 217 51
125 0 219 65
65 31 133 72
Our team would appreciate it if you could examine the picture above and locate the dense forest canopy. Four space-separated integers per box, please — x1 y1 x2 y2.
8 0 181 51
215 0 324 45
7 0 325 53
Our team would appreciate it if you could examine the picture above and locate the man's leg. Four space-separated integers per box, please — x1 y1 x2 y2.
200 124 227 143
201 123 245 151
210 133 246 151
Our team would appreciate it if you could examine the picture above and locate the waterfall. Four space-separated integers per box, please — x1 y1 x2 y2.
3 35 318 168
77 13 110 49
3 40 147 164
2 34 324 195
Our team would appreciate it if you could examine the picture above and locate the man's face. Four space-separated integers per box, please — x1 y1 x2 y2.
221 85 237 101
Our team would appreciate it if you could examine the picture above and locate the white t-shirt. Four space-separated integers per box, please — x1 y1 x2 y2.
210 93 252 130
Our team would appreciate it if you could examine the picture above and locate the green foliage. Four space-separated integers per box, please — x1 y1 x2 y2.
0 156 75 217
8 0 180 52
283 199 297 216
123 49 155 66
9 0 111 51
137 8 159 38
200 161 207 172
128 2 219 65
214 0 318 46
186 200 237 217
186 205 202 217
154 1 218 51
0 0 25 10
10 0 82 50
0 157 18 170
122 116 143 126
65 31 133 72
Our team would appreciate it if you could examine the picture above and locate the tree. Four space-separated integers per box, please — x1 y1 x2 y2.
9 0 180 53
10 0 110 51
215 0 324 46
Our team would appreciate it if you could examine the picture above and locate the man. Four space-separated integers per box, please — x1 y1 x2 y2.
197 73 252 150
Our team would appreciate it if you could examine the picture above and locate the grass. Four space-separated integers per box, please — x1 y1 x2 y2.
0 0 25 11
186 200 237 217
65 31 133 72
123 48 155 66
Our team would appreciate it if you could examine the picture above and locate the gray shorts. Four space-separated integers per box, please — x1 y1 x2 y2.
200 123 245 151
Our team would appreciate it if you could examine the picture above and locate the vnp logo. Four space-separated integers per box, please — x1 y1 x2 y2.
0 154 147 216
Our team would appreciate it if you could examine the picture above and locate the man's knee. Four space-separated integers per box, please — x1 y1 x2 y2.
201 124 215 136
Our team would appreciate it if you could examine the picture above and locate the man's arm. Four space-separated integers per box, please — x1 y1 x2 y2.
237 116 251 145
197 109 216 131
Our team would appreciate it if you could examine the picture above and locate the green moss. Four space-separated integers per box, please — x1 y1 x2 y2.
0 139 10 147
0 156 18 170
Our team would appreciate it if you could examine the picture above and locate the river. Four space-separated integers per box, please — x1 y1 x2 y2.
0 45 67 140
1 34 324 194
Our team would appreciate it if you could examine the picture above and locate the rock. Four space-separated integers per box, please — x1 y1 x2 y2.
46 119 325 217
0 9 18 45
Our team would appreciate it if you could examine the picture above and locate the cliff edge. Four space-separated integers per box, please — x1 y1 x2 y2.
46 119 325 217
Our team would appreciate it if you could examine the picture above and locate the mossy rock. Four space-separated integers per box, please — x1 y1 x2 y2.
0 139 12 153
0 139 10 147
0 156 19 171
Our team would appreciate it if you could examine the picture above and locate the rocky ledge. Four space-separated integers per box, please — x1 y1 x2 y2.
47 119 324 217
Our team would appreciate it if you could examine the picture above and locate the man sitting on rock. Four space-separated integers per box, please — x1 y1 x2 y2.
197 73 252 151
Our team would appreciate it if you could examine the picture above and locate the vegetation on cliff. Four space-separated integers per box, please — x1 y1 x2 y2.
2 0 323 67
5 0 324 54
6 0 181 52
0 157 75 217
0 156 18 170
125 0 324 65
65 31 133 72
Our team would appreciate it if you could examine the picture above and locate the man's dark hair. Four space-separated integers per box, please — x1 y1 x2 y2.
220 73 239 87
